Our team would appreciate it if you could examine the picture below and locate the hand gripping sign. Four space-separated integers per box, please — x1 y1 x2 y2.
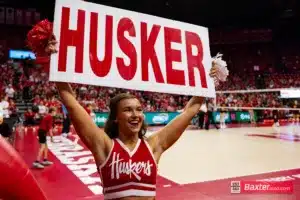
50 0 219 98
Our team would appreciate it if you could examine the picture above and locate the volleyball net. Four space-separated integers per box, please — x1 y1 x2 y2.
213 88 300 124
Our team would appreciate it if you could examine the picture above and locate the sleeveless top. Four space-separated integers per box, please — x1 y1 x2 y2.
99 138 157 199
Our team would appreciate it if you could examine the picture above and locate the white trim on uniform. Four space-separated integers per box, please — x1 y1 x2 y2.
99 140 115 170
116 138 141 157
104 182 155 193
104 189 155 200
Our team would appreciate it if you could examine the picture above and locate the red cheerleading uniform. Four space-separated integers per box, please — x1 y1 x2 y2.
99 138 157 199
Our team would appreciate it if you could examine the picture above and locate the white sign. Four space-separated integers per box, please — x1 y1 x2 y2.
280 89 300 98
51 0 216 97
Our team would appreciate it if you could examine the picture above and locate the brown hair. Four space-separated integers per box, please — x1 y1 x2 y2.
104 93 147 139
48 107 56 114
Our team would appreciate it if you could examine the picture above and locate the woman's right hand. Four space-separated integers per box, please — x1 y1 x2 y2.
45 39 58 54
34 39 58 74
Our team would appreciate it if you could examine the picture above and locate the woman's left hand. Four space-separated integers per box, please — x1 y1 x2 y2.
209 61 218 78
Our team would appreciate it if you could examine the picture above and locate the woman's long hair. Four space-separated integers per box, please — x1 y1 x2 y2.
104 93 147 139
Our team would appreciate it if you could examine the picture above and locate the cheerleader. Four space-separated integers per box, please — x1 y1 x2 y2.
26 19 229 199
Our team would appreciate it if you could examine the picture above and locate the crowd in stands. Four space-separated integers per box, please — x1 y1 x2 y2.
0 28 299 125
27 72 299 112
1 58 300 122
1 58 299 124
216 73 300 91
0 63 17 119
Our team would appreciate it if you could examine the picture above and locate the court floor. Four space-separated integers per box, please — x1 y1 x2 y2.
14 124 300 199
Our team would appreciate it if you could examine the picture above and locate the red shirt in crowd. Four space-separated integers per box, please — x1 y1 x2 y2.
24 111 35 120
39 114 53 132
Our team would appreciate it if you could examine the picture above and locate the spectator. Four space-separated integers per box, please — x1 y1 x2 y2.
24 108 36 126
0 96 9 118
38 100 48 116
205 100 219 130
61 104 71 137
5 84 15 99
0 113 11 140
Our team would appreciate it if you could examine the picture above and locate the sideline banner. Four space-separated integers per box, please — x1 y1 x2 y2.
94 112 179 127
50 0 216 98
94 113 108 127
213 111 257 123
212 112 231 123
94 111 256 127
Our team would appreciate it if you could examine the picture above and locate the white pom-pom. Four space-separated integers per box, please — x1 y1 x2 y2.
213 53 227 66
211 53 229 86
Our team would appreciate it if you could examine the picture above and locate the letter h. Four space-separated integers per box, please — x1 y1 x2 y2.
58 7 85 73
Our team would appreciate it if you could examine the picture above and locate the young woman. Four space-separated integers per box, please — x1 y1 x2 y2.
27 20 227 200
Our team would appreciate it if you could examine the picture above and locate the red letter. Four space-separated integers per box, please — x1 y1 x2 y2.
164 27 185 85
89 13 113 77
141 23 164 83
185 31 207 88
58 7 85 73
116 18 137 81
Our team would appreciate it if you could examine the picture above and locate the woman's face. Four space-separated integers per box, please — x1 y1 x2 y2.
116 98 144 136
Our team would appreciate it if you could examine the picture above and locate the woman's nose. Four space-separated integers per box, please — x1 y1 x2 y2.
132 109 142 118
131 110 138 117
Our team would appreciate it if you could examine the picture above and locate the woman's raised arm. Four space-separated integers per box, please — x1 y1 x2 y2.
148 58 228 159
55 82 112 165
28 19 112 166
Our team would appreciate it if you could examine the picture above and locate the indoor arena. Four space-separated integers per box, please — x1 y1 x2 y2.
0 0 299 199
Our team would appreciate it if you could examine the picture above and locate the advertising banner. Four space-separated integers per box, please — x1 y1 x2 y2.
94 112 179 127
144 112 179 125
94 112 108 127
212 112 231 123
236 111 254 122
94 111 256 127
